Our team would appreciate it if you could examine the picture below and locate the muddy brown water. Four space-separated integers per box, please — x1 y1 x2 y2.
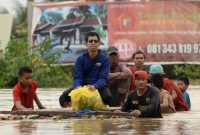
0 86 199 135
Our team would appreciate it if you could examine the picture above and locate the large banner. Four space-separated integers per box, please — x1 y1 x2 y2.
29 1 200 64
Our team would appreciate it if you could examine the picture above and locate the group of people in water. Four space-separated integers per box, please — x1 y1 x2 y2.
11 31 191 118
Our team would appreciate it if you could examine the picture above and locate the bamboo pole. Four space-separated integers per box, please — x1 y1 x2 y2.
0 110 132 118
0 110 75 115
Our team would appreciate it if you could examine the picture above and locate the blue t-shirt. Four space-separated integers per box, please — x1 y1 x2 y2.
183 91 191 110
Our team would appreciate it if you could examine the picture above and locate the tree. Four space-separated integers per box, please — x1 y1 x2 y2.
41 11 64 24
66 5 95 19
94 4 107 18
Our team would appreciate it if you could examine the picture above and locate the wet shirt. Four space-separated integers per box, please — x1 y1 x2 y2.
183 91 191 110
163 78 189 111
160 89 176 113
12 80 37 111
122 86 162 118
129 67 136 91
73 52 109 90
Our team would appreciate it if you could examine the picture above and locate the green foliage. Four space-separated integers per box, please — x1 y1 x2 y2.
161 64 200 85
66 5 95 19
32 65 73 88
162 65 177 79
0 36 30 88
0 59 10 87
0 35 73 88
174 64 200 79
30 36 73 88
94 25 106 40
94 5 107 18
0 4 73 88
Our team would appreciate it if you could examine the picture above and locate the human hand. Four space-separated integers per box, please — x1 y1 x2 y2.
24 108 33 111
130 110 141 117
171 90 177 100
39 106 46 109
114 109 122 113
87 85 96 91
63 102 72 108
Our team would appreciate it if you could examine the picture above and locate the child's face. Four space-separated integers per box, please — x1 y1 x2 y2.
177 80 188 92
63 102 71 108
19 73 32 87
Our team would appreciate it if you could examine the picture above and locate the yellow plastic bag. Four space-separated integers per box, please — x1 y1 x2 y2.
69 86 107 111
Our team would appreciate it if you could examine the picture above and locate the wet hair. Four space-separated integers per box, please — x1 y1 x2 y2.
151 73 164 90
59 94 67 107
85 31 100 42
59 89 71 107
178 77 189 85
18 66 32 76
132 50 146 59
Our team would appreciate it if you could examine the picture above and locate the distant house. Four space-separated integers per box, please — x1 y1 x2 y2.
33 23 58 45
33 16 108 47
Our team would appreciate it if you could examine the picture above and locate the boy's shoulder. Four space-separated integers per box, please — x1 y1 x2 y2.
183 91 189 96
31 80 38 89
13 82 20 91
13 80 37 91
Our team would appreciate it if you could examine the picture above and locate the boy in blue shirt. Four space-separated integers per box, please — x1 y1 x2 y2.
177 77 191 110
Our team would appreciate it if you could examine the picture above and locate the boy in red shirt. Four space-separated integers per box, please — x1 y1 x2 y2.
12 66 45 111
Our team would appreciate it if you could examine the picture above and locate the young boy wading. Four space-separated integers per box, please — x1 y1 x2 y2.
12 66 45 111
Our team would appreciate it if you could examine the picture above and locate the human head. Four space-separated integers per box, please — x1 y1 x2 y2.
59 91 71 108
149 64 165 74
150 73 164 90
132 50 146 59
85 31 100 43
132 50 145 70
18 66 32 87
134 70 148 90
107 46 118 55
85 31 100 52
177 77 189 92
107 46 119 69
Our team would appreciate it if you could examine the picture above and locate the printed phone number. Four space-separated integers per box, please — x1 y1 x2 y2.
147 43 200 54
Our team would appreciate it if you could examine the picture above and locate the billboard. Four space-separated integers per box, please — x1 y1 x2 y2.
29 1 200 64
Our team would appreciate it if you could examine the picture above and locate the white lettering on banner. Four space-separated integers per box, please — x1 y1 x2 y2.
113 39 137 59
147 43 200 54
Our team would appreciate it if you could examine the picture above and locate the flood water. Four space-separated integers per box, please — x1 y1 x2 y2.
0 86 200 135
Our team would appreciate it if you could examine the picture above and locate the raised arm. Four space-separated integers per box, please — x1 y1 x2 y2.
109 63 131 81
160 91 170 109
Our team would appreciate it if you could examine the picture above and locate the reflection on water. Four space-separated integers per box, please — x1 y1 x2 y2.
15 121 37 135
0 87 200 135
1 118 199 135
